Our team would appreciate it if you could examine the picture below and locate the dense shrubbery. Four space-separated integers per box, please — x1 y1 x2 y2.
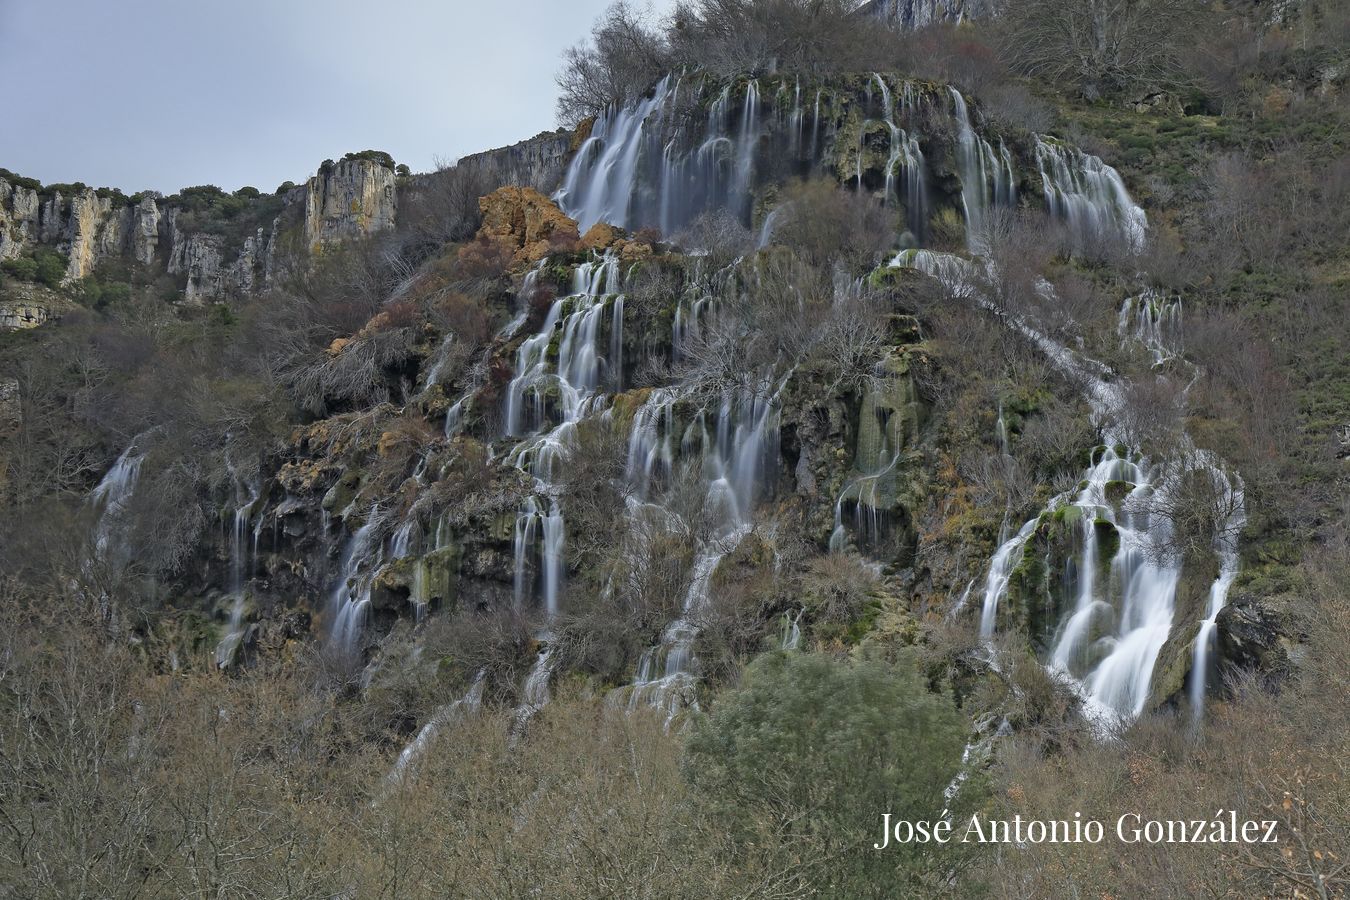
686 651 978 893
1 247 66 288
343 149 397 169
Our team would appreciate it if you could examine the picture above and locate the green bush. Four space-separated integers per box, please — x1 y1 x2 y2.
0 249 66 287
0 168 42 192
73 276 132 310
33 249 66 288
684 651 978 895
343 149 396 170
1 256 38 282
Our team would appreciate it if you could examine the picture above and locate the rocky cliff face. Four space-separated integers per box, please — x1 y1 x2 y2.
0 156 408 309
456 130 573 193
1 137 577 320
0 180 40 261
303 157 398 249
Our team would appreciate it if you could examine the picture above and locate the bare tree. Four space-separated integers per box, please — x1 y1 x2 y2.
555 1 671 126
999 0 1197 99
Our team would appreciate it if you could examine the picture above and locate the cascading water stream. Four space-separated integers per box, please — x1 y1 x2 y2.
328 506 386 664
871 73 928 237
827 350 919 555
780 608 803 650
386 671 485 785
493 252 628 720
615 375 786 722
1034 136 1147 252
504 252 624 625
216 458 261 668
1120 290 1183 367
892 235 1245 724
556 76 675 233
950 88 1014 253
89 440 148 564
1188 465 1246 719
557 75 820 238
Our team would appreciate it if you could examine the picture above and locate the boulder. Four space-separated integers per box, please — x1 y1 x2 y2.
1216 591 1299 684
471 186 580 270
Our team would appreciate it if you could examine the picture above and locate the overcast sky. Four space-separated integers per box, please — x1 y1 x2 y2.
0 0 672 195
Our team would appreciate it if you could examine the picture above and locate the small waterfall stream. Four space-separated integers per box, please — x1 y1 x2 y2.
556 75 817 237
1034 136 1147 252
89 440 147 563
504 251 624 622
612 375 786 722
950 88 1015 252
499 251 627 716
216 456 261 668
892 199 1244 723
386 671 486 785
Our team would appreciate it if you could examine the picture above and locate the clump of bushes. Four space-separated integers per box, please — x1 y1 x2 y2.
1 248 66 288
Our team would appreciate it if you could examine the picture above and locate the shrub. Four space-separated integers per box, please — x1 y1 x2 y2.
33 248 66 288
0 256 38 282
999 0 1197 99
343 150 396 170
684 650 978 894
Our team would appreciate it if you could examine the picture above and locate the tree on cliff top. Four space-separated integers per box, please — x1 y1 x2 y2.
556 0 900 126
556 1 672 126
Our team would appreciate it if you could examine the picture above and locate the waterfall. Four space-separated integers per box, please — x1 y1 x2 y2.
626 388 675 501
386 671 485 785
872 73 928 238
503 251 624 619
555 76 674 233
556 76 813 237
731 80 760 221
328 506 385 664
893 242 1244 724
540 505 565 618
508 644 557 742
780 608 803 650
614 375 787 722
504 253 620 437
216 459 261 669
756 204 785 249
89 440 147 562
828 356 911 554
978 518 1039 639
620 529 747 723
950 88 1013 253
1034 136 1146 252
1034 447 1188 721
1120 290 1183 366
512 496 540 609
423 334 456 389
1188 465 1247 719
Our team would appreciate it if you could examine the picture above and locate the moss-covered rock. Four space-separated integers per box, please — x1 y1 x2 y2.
321 467 360 514
1104 479 1135 505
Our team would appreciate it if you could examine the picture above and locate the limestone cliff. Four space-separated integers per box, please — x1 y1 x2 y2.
1 131 576 321
455 130 573 194
303 157 398 249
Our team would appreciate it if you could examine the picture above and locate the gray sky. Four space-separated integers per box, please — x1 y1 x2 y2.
0 0 670 195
